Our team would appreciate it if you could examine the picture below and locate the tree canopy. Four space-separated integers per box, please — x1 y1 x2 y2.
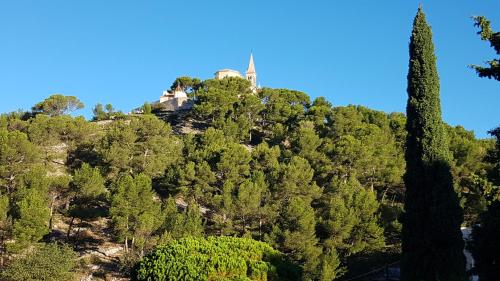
32 94 84 116
133 236 300 281
471 16 500 81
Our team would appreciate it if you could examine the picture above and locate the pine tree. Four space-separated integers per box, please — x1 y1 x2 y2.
1 243 77 281
67 163 107 238
401 7 466 281
161 197 204 240
0 194 9 266
280 196 321 280
12 188 50 250
469 129 500 280
110 174 162 254
470 16 499 81
322 176 384 257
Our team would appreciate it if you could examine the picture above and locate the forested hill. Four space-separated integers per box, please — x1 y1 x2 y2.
0 76 496 280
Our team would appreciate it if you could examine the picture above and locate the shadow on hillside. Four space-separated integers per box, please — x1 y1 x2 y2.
339 246 401 281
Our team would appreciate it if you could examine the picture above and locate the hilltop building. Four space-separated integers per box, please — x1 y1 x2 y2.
245 53 257 90
214 69 242 80
157 53 258 112
157 84 191 111
160 84 187 103
214 53 257 90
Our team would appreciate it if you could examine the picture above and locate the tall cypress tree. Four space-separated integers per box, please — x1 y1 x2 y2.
401 7 466 281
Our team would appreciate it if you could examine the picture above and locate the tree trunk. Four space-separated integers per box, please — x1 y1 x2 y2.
67 217 75 239
125 236 129 253
49 195 57 231
0 232 4 267
381 188 389 204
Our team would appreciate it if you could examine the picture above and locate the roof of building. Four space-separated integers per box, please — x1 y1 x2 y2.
246 53 256 74
215 68 241 74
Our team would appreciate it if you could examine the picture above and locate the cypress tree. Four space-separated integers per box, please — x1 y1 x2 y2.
401 7 466 281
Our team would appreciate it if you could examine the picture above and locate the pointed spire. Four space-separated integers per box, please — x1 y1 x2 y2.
246 53 256 74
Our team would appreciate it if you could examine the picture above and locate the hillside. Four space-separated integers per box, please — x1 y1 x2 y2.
0 77 496 280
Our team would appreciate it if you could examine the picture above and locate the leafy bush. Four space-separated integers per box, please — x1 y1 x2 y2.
1 243 77 281
132 236 300 281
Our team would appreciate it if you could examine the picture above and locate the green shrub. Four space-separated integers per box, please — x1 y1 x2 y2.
1 243 77 281
132 236 300 281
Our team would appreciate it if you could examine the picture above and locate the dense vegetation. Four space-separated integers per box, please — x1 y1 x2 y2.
468 16 500 281
0 75 495 279
0 10 498 281
0 243 77 281
133 236 300 281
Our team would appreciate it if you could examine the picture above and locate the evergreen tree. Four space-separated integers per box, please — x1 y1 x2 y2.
401 7 466 281
32 94 84 116
99 115 182 178
469 128 500 280
1 243 77 281
0 129 40 196
0 193 9 266
471 16 499 81
110 174 162 254
321 176 384 257
161 197 204 240
11 188 50 251
279 196 322 280
9 166 50 251
468 20 500 277
66 163 107 238
170 76 202 93
92 103 107 121
142 102 152 115
469 201 500 281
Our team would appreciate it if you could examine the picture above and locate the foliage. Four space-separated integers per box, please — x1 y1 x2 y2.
98 115 182 178
468 17 500 280
142 102 152 115
32 94 84 116
447 125 494 224
133 236 300 281
1 243 77 281
110 174 162 254
471 16 500 81
161 197 204 240
469 128 500 280
10 167 51 251
171 76 202 93
0 59 494 279
321 177 384 257
486 127 500 187
93 103 124 121
0 129 40 195
401 7 466 281
67 163 107 235
27 114 97 147
469 201 500 281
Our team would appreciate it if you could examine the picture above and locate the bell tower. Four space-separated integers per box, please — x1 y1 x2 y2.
245 53 257 90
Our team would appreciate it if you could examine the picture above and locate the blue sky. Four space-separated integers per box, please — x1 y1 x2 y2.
0 1 498 138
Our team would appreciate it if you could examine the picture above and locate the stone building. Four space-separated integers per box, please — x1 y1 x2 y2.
214 69 243 80
157 84 191 111
156 53 258 112
214 53 257 90
160 84 187 103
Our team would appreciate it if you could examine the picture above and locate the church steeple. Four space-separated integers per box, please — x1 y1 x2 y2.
246 53 257 90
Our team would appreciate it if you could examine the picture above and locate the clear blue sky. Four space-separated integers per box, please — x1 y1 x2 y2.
0 1 498 138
